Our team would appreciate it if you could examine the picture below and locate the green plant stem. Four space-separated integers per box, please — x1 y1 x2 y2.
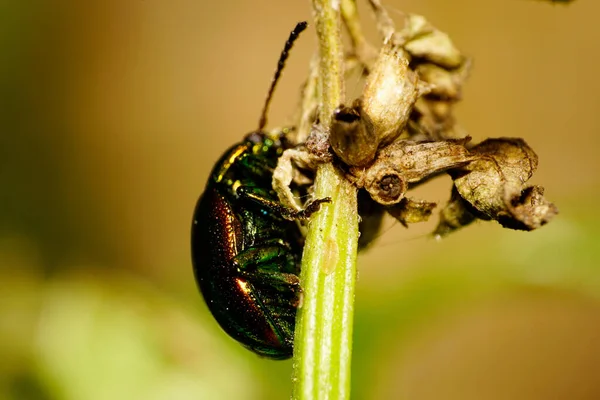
291 1 359 399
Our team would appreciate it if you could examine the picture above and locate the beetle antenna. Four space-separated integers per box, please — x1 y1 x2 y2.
258 21 308 131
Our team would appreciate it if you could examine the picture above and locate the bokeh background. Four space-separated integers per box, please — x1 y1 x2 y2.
2 0 599 399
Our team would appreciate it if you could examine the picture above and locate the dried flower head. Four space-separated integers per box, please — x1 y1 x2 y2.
435 138 558 235
272 1 558 244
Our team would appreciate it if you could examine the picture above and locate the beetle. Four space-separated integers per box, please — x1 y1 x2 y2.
191 21 330 359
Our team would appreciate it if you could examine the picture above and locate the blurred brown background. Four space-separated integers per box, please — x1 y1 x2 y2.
1 0 599 399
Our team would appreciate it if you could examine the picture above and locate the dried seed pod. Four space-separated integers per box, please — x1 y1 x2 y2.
330 100 379 167
433 187 478 238
349 138 474 205
381 138 474 183
361 40 426 147
331 40 431 168
497 185 558 231
386 197 437 227
409 49 471 141
359 161 408 205
401 14 464 69
415 63 467 100
452 138 538 214
411 97 468 140
450 138 558 231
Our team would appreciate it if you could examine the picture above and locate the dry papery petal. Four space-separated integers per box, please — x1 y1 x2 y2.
401 18 471 142
361 40 424 147
273 146 323 212
331 40 429 167
448 137 558 232
401 14 464 69
366 4 464 70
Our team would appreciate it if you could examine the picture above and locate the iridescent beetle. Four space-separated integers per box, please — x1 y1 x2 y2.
191 22 330 359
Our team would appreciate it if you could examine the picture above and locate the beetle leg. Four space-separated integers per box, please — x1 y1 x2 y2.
237 186 331 221
244 270 300 290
